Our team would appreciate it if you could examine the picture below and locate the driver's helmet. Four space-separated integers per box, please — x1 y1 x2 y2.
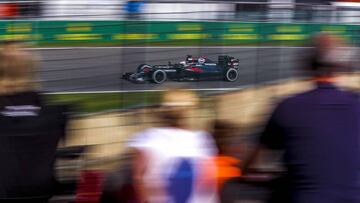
198 57 206 64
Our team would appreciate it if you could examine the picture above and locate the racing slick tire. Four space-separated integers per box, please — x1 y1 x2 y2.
225 68 238 82
152 70 167 84
137 64 152 72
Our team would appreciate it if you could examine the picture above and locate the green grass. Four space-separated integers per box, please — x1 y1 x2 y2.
45 92 162 114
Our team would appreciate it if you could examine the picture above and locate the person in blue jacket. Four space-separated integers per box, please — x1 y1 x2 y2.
243 33 360 203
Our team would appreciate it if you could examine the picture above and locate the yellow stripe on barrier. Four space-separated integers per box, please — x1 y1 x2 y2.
321 26 347 33
112 34 158 40
228 28 255 32
228 24 255 32
55 34 102 41
167 33 210 39
6 23 32 33
66 23 93 32
177 24 203 31
276 26 302 33
268 34 307 41
222 34 258 40
0 34 41 40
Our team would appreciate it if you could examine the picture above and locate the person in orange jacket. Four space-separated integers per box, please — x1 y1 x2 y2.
210 120 242 191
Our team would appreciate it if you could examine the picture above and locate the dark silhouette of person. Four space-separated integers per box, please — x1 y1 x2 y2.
243 33 360 203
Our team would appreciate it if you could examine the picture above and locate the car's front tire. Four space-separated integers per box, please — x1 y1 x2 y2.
152 70 167 84
225 68 238 82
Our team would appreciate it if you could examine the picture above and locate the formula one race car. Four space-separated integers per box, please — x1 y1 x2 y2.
122 55 240 84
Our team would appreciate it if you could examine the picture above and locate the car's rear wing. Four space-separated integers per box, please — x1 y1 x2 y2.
218 55 239 68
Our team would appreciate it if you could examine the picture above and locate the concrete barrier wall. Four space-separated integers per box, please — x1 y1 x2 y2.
0 20 358 44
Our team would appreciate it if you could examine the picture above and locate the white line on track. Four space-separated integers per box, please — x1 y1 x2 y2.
45 87 248 94
28 46 312 50
44 77 298 94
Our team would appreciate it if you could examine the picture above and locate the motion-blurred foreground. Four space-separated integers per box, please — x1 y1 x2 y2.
0 1 360 203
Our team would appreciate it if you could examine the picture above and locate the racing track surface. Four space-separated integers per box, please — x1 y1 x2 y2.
36 47 308 92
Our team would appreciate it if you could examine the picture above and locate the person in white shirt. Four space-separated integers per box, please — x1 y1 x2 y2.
129 88 218 203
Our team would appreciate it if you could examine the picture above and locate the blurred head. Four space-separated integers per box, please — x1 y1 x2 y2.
0 41 38 94
1 40 24 50
159 88 199 128
313 33 341 52
307 33 353 79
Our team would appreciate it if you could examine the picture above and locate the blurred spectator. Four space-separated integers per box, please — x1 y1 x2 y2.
295 0 333 22
211 120 242 189
129 88 218 203
75 170 104 203
243 33 360 203
0 3 18 19
100 151 137 203
20 0 42 18
210 120 242 203
0 41 68 202
124 0 144 20
333 0 360 23
235 2 267 21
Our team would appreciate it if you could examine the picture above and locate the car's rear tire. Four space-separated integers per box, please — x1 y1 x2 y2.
152 70 167 84
137 64 152 72
225 68 238 82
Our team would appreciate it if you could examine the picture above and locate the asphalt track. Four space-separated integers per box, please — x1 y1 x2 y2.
35 47 308 92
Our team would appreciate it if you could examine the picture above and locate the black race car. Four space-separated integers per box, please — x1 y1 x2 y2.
122 55 239 84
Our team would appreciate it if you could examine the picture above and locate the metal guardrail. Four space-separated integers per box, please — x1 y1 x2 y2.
0 1 358 23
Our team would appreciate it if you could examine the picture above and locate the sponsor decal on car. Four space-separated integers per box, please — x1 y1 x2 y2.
186 67 203 73
164 70 177 72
